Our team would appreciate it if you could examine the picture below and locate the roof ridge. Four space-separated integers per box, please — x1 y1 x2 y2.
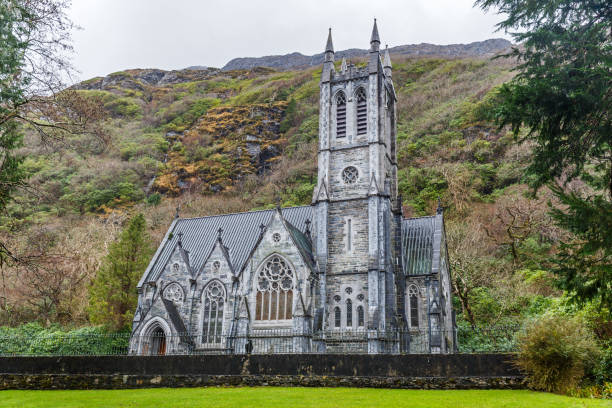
403 215 436 221
176 204 312 222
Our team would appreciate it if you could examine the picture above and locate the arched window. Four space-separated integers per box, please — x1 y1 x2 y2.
149 327 166 355
255 255 294 321
336 91 347 138
202 281 225 343
357 305 364 327
346 299 352 327
356 88 367 135
334 306 341 328
408 285 419 328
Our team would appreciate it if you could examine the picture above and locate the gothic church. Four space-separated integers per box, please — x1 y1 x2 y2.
130 21 455 355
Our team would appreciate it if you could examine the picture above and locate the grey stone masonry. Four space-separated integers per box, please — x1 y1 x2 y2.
131 20 455 355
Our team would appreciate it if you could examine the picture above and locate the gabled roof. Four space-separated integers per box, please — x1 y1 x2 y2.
161 297 194 345
401 216 435 276
139 205 313 288
282 215 314 269
198 234 235 277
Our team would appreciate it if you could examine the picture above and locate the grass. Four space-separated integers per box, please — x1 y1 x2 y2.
1 387 610 408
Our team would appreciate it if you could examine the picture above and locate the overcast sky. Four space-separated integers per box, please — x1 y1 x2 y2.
67 0 510 82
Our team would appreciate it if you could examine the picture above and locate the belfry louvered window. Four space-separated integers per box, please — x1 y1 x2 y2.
202 281 225 343
356 87 367 135
336 92 347 138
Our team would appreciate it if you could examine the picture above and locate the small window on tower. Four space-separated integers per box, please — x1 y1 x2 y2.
336 92 347 138
356 88 367 135
342 166 358 184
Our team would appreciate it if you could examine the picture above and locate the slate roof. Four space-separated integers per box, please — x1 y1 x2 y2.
283 217 315 268
139 205 313 288
401 216 435 276
161 298 194 345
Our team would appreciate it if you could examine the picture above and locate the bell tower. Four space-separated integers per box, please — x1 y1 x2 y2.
312 20 400 347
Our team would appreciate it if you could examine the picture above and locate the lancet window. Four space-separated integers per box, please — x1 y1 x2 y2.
336 91 347 138
202 281 225 343
356 87 367 135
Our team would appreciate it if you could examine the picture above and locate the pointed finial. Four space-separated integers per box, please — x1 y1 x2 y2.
324 27 334 63
259 224 266 234
177 231 184 246
436 197 443 214
325 27 334 53
275 196 282 210
383 44 392 69
217 227 223 242
304 219 311 238
174 205 180 219
370 18 380 52
340 57 347 73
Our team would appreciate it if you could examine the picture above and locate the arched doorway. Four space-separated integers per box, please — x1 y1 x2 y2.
150 326 166 355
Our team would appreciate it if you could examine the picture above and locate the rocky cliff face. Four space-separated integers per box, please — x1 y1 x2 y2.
222 38 512 71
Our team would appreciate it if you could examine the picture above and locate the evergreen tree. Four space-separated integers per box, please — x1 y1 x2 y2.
0 1 31 264
88 214 154 331
476 0 611 310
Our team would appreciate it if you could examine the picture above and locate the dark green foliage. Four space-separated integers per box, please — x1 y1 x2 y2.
146 192 162 206
0 1 31 263
0 323 129 356
550 186 612 311
88 214 154 331
476 0 612 310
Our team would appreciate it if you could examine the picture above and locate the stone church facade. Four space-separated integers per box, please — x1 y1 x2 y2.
130 21 455 355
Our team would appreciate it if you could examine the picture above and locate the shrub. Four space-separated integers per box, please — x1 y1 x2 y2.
516 314 600 393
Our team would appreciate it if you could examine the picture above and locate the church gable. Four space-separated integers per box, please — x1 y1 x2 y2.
242 209 315 326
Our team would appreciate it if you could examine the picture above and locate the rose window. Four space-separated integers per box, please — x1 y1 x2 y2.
163 282 183 303
272 232 281 243
255 255 294 321
342 166 358 184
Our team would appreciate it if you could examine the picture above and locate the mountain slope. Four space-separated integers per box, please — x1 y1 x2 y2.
222 38 512 71
2 50 561 329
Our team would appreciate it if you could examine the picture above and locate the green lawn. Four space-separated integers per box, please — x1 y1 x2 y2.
1 387 610 408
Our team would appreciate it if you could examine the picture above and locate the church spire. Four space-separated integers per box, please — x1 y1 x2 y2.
324 28 334 62
370 18 380 52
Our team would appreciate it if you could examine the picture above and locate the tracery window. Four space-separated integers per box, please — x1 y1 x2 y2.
163 282 184 303
212 260 221 273
342 166 358 184
202 281 225 343
356 87 367 135
336 91 347 138
357 305 365 327
408 285 419 328
334 306 341 328
346 299 352 327
255 255 294 321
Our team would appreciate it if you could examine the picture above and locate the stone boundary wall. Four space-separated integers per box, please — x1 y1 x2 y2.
0 354 525 390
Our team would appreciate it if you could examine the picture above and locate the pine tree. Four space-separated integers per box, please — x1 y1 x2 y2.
476 0 611 310
88 214 154 331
